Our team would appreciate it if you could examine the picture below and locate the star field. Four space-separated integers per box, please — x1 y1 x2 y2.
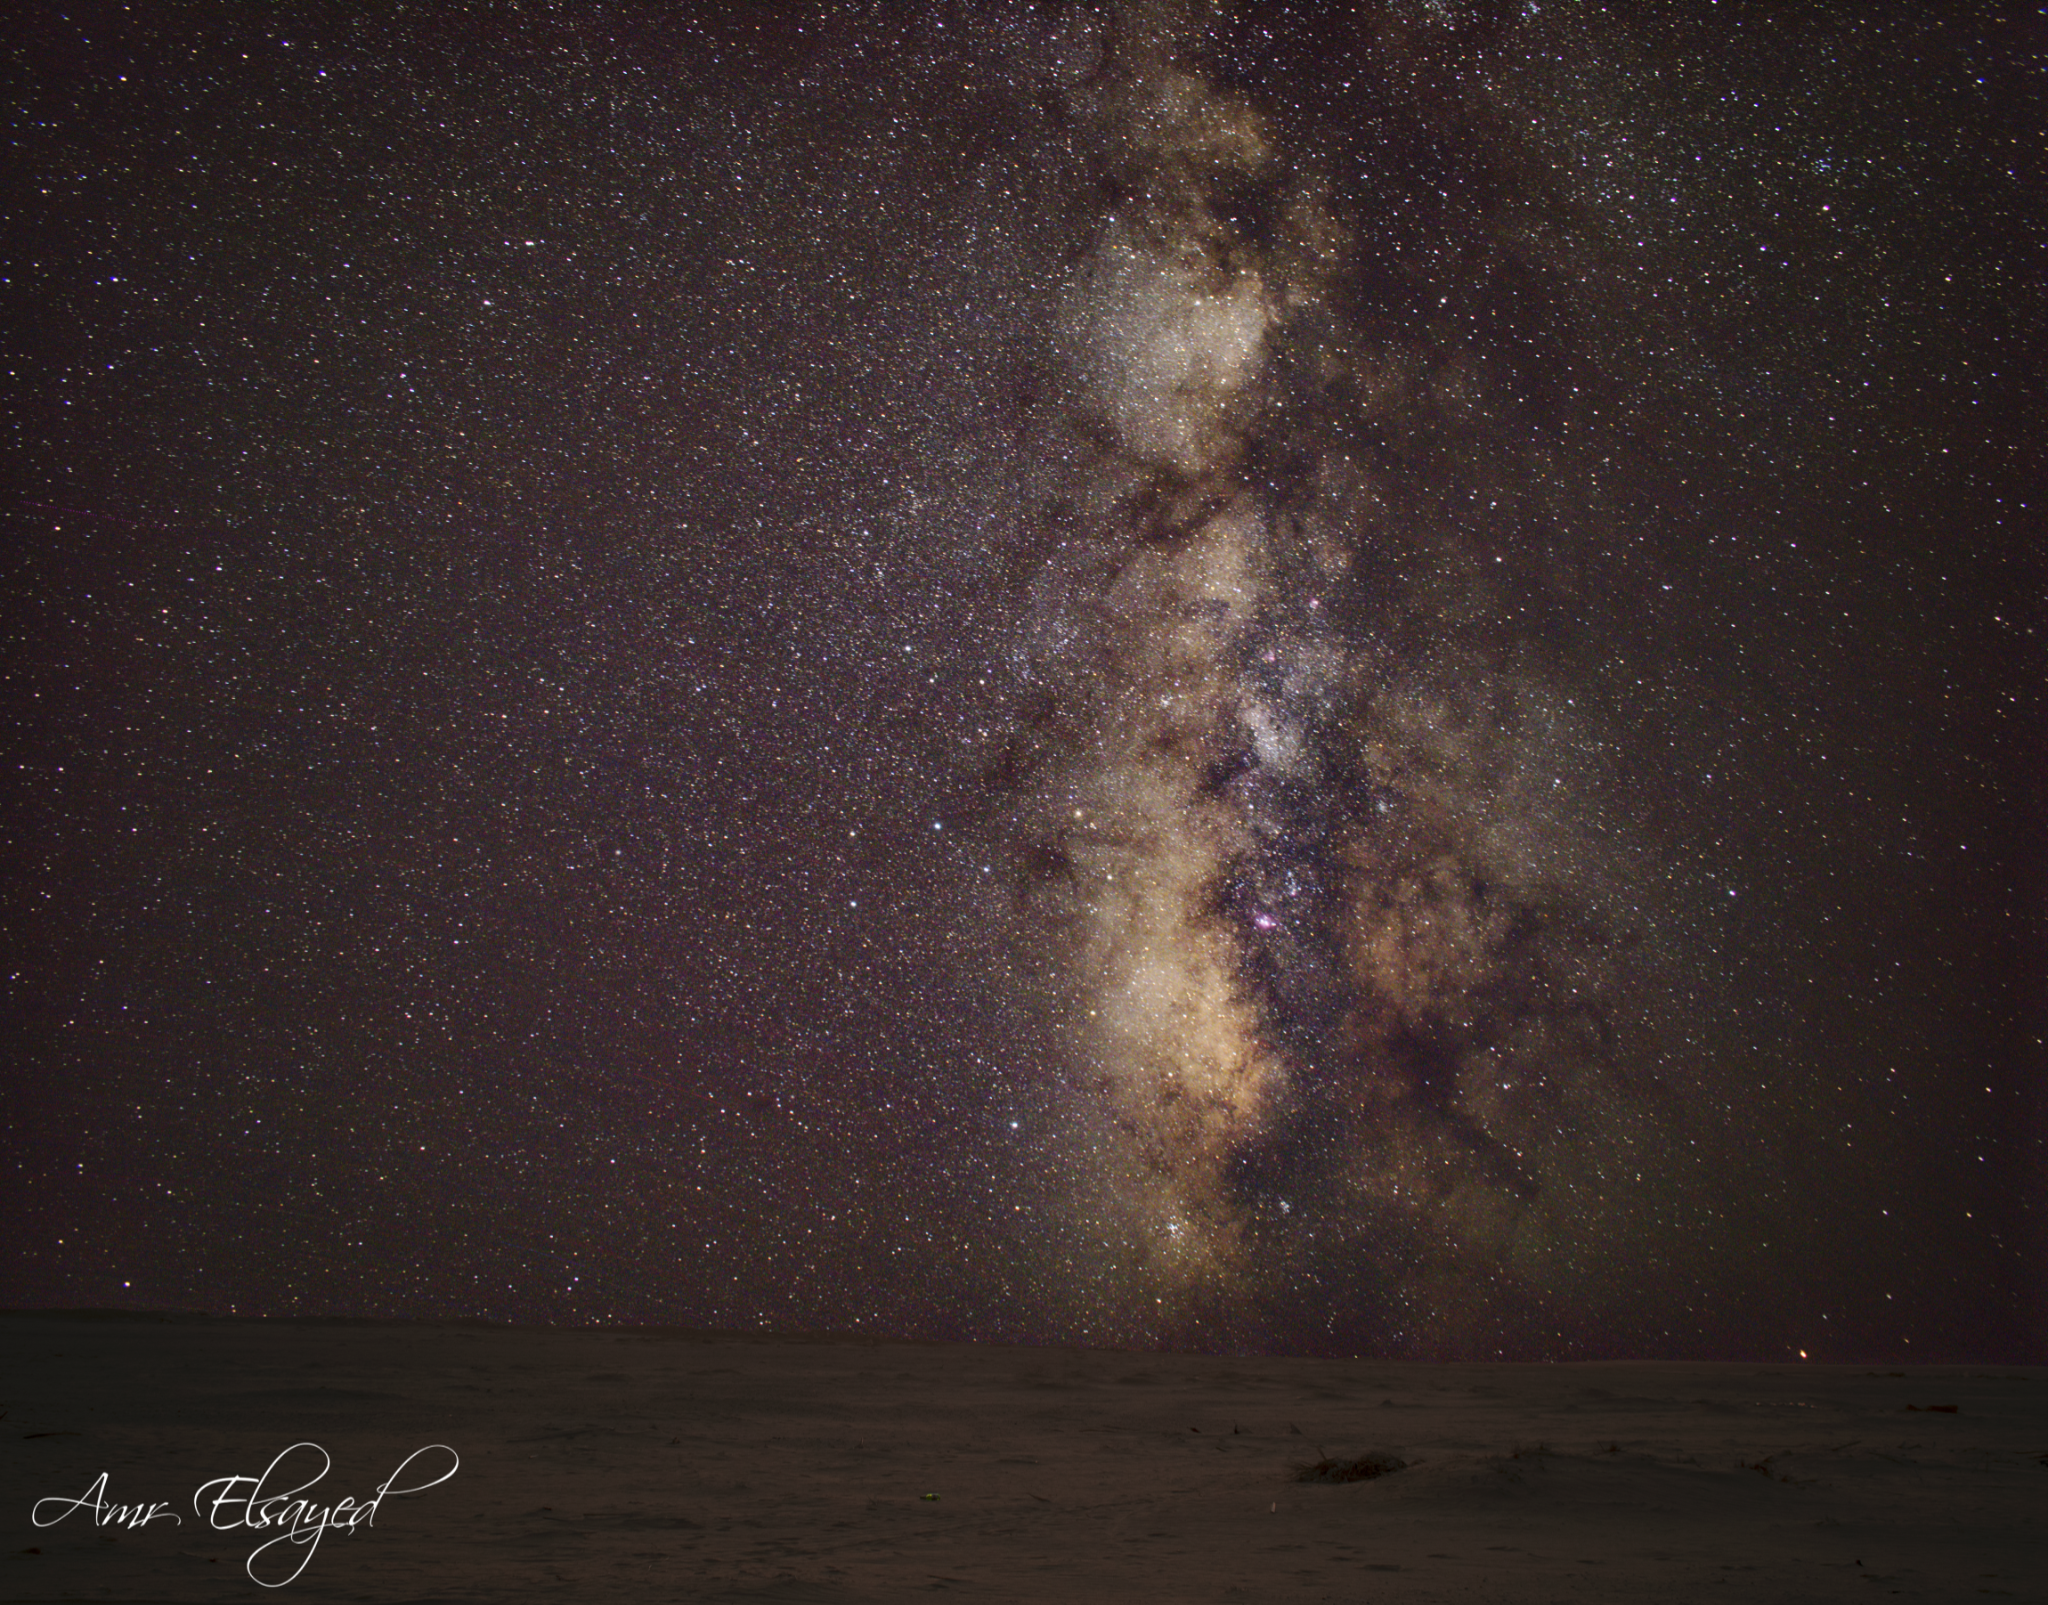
4 0 2040 1361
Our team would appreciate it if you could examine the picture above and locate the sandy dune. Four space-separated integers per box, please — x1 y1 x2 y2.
4 1313 2042 1601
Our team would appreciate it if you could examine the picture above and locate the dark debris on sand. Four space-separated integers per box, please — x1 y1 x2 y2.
1294 1453 1408 1484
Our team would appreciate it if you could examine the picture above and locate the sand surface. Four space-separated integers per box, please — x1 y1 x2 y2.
3 1313 2042 1602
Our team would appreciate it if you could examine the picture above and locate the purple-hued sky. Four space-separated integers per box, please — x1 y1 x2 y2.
6 0 2040 1360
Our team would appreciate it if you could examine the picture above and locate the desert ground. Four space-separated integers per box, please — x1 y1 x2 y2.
3 1312 2041 1602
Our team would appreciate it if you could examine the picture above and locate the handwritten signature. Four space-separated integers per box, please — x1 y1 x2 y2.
32 1442 459 1587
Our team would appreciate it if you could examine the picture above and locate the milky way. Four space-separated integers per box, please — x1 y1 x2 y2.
973 3 1676 1350
8 0 2036 1360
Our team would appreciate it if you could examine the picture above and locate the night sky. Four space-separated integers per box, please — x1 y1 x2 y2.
6 1 2041 1361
